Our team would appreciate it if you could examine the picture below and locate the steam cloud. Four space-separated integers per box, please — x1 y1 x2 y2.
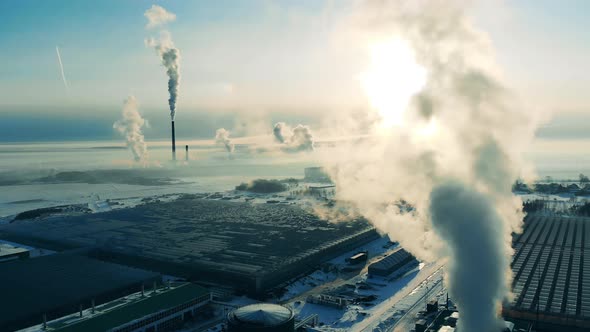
215 128 234 153
272 122 314 152
113 96 148 162
321 1 543 331
144 5 176 29
145 6 181 120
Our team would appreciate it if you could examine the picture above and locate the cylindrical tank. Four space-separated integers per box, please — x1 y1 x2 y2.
227 303 295 332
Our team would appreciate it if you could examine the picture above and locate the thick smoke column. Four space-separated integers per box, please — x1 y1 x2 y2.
113 96 148 162
272 122 314 152
145 5 181 120
319 1 543 331
430 182 508 332
215 128 234 153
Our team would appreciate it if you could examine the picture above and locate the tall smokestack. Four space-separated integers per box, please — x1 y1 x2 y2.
185 145 188 161
171 120 176 160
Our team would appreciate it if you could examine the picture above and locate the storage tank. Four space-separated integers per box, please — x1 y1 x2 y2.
227 303 295 332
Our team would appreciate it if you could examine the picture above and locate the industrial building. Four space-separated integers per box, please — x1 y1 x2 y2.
0 251 160 331
227 303 295 332
0 242 29 262
44 283 211 332
346 251 368 265
304 167 331 183
505 214 590 331
0 198 377 294
368 248 416 277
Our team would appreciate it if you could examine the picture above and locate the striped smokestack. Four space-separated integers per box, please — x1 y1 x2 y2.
171 120 176 160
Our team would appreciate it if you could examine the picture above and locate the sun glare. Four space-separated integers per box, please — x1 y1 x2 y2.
361 38 427 128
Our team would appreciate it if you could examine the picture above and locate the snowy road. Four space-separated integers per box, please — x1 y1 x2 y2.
349 263 444 332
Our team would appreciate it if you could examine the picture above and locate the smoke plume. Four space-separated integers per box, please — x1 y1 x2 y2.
272 122 315 152
145 6 181 120
144 5 176 29
429 181 508 332
273 122 288 143
113 96 148 162
318 1 543 331
215 128 234 153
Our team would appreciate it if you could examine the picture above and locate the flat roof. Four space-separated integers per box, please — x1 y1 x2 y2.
54 283 209 332
0 199 371 280
510 214 590 319
0 243 28 257
0 252 159 331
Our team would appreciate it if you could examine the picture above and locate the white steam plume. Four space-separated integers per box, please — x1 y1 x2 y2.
144 4 176 29
215 128 234 153
320 1 543 331
113 96 149 162
55 46 69 93
145 6 181 120
273 122 288 143
272 122 315 152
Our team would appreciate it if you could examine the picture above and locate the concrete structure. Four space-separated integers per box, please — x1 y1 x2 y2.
49 283 210 332
0 243 29 262
368 248 415 277
346 251 368 265
304 167 331 183
227 303 294 332
0 252 159 331
0 198 378 294
504 214 590 331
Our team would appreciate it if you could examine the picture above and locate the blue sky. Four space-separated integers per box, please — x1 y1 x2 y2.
0 1 588 141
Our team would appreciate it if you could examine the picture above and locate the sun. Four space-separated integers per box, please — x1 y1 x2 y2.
361 38 427 128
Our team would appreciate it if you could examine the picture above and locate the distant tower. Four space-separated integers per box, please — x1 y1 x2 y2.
185 145 189 161
171 120 176 160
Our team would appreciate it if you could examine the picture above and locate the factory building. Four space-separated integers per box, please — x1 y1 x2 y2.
368 248 416 277
43 283 211 332
227 303 295 332
0 198 378 295
0 242 29 262
304 167 331 183
0 251 160 331
504 214 590 331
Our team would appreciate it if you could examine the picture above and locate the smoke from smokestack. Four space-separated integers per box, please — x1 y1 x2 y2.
113 96 148 162
215 128 234 153
273 122 288 143
429 181 508 331
272 122 314 152
145 6 181 121
144 4 176 29
318 1 544 331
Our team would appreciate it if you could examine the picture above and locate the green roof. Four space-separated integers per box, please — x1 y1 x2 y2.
55 283 209 332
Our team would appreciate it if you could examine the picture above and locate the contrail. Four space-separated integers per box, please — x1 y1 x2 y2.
55 46 69 93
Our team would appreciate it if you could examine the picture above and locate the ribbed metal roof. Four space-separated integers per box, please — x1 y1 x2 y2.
231 304 293 326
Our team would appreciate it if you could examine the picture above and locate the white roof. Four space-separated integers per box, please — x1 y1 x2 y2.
233 303 292 326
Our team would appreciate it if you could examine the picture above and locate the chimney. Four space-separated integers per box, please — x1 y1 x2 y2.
42 314 47 330
91 299 95 314
171 120 176 160
141 284 145 297
185 145 189 161
79 304 83 317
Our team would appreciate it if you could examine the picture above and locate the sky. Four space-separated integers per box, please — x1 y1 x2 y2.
0 0 588 141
